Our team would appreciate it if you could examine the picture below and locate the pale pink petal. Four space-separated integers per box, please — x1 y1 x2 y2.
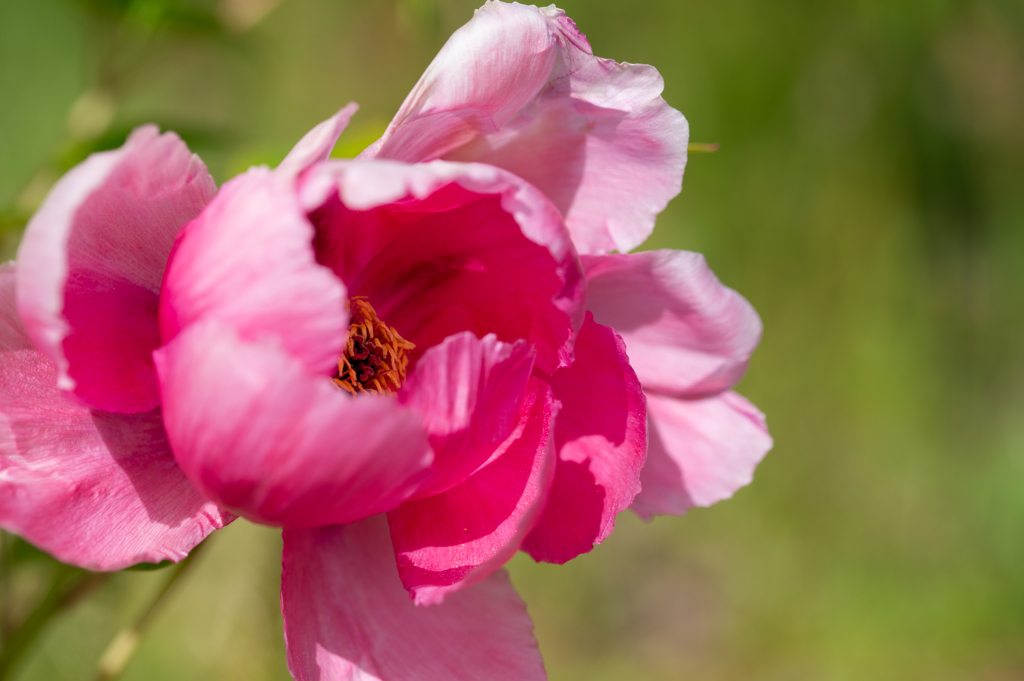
15 126 216 413
368 2 687 255
159 167 347 376
521 314 646 564
302 159 584 374
389 378 557 604
153 320 432 528
631 390 772 520
277 103 359 178
0 263 230 571
584 250 762 398
365 3 558 163
400 332 535 498
282 515 546 681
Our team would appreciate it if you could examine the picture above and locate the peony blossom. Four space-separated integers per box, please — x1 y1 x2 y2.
0 2 771 679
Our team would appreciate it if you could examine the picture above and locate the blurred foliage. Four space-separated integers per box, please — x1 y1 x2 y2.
1 0 1023 679
66 0 225 34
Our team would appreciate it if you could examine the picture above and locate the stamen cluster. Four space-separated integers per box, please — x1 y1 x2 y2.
333 297 414 396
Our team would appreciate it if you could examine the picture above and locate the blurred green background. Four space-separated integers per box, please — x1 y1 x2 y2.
2 0 1024 679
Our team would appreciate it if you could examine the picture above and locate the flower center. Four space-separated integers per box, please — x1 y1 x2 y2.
332 297 414 396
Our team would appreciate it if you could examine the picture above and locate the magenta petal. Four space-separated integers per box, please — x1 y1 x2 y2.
368 2 687 255
389 378 557 605
302 159 585 374
15 126 216 413
584 250 763 398
631 391 772 519
521 314 646 564
282 516 546 681
277 103 359 178
160 167 347 376
154 320 432 528
0 264 230 570
400 332 535 498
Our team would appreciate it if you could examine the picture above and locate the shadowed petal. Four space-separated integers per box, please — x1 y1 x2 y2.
631 390 772 519
389 378 557 604
282 515 546 681
15 126 216 413
154 320 432 528
0 263 230 570
521 314 646 564
584 250 763 398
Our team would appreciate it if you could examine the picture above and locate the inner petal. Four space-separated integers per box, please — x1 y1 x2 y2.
309 183 572 375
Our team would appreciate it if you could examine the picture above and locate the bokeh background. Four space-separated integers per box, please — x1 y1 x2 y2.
2 0 1024 679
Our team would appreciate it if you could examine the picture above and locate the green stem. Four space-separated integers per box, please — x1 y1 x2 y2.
0 565 109 681
93 541 209 681
0 533 11 641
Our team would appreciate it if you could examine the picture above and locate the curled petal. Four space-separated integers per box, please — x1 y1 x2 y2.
159 167 348 376
153 320 432 528
0 264 230 570
400 332 535 497
365 2 558 163
302 159 585 374
631 391 772 519
368 1 688 255
584 250 762 398
521 315 646 564
282 516 546 681
15 126 216 413
277 103 359 179
389 378 557 604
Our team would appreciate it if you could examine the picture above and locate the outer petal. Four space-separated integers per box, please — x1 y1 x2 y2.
631 390 772 520
364 2 558 163
15 126 216 413
159 167 347 376
277 103 359 178
368 1 688 255
584 250 763 398
521 314 646 564
0 263 230 570
153 321 432 528
400 332 535 498
282 516 546 681
389 378 557 605
301 159 585 374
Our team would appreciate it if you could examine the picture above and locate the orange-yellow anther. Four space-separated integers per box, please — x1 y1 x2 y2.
332 297 414 396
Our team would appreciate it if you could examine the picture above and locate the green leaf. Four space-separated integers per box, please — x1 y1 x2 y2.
124 559 175 572
9 536 54 565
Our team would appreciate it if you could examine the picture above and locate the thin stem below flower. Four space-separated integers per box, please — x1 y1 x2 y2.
93 540 210 681
0 533 11 642
0 564 109 681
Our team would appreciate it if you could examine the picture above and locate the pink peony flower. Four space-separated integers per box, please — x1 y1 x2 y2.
0 2 772 679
